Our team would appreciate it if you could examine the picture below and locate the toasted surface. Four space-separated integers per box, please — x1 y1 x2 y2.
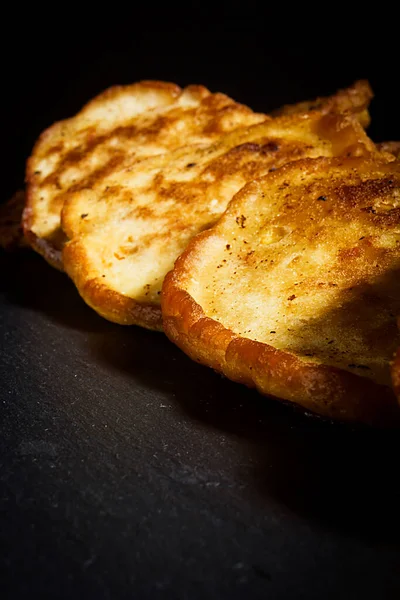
272 80 373 128
24 81 266 269
61 111 380 329
377 141 400 159
0 190 28 250
162 157 400 426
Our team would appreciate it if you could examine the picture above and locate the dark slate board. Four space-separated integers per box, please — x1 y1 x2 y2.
1 248 400 599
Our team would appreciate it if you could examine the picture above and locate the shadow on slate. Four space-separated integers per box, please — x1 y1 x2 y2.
0 250 110 333
89 318 400 548
2 250 400 550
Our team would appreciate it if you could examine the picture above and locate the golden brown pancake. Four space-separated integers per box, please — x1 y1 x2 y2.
61 111 380 330
24 81 266 269
0 190 28 250
162 157 400 426
271 80 373 128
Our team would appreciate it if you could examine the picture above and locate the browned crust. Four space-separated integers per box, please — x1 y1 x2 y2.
63 238 162 330
22 194 64 270
161 156 400 427
23 81 185 269
377 141 400 159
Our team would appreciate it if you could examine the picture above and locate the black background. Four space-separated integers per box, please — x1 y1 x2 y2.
1 8 400 600
3 9 400 198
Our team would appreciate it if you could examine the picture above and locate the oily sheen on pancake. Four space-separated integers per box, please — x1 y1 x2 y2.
61 111 379 330
23 81 266 269
271 80 373 128
162 157 400 426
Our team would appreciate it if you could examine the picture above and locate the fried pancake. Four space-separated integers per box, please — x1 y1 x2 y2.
377 141 400 159
24 81 266 269
271 80 373 128
0 190 28 250
162 157 400 426
61 111 379 330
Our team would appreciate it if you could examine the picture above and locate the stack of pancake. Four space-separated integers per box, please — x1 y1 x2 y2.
2 79 400 426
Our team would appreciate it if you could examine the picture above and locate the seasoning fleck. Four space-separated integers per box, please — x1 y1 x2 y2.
236 215 247 228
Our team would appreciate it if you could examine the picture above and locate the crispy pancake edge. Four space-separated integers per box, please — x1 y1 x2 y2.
271 79 373 128
62 237 163 329
162 157 400 427
22 198 64 269
377 141 400 159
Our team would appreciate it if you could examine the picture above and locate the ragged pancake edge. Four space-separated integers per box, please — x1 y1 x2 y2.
271 80 373 128
22 198 63 269
162 157 400 427
23 80 266 270
377 141 400 159
60 112 385 330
